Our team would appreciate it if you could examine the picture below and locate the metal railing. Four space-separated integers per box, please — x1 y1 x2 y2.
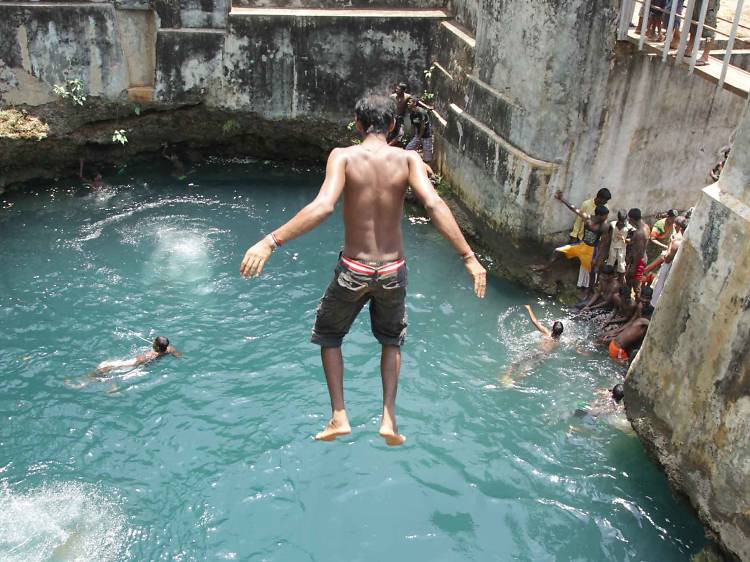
618 0 747 89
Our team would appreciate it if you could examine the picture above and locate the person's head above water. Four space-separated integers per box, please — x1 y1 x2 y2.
355 95 397 135
153 336 170 353
611 384 625 403
551 321 564 338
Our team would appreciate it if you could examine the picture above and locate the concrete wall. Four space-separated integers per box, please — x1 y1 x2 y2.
446 0 480 33
626 101 750 561
562 47 744 238
0 3 131 103
433 1 746 247
156 11 435 120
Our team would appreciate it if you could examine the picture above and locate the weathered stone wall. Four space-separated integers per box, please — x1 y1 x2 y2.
626 96 750 557
433 0 746 249
565 46 744 234
203 11 434 118
0 3 132 102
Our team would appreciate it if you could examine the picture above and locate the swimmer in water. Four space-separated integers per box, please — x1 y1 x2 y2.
65 336 180 391
79 158 103 190
574 384 625 419
500 304 563 387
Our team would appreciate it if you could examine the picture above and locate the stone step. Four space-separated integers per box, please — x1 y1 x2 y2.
229 6 448 18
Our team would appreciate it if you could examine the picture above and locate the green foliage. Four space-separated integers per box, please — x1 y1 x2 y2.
421 63 437 105
112 129 128 145
421 91 435 103
52 78 87 106
222 119 240 135
347 121 361 145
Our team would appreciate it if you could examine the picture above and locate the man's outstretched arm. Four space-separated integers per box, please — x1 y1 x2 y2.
524 305 552 337
407 152 487 298
240 149 347 278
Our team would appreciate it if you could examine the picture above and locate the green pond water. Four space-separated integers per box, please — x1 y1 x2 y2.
0 161 706 561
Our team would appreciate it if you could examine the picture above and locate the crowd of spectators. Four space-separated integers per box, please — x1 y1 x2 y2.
386 82 434 164
549 188 692 366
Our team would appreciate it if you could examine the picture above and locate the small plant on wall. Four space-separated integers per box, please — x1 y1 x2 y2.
421 64 437 104
112 129 128 145
52 78 87 106
347 121 361 145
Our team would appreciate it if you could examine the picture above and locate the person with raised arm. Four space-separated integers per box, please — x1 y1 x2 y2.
240 95 486 446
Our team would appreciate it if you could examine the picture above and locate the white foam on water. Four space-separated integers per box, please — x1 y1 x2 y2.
0 481 129 562
146 224 213 286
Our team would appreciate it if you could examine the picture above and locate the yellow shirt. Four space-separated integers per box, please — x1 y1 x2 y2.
570 198 608 240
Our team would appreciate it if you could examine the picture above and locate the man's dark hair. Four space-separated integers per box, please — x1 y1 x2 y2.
617 210 627 223
596 188 612 201
601 264 615 275
641 286 653 299
641 304 655 318
153 336 170 353
611 384 625 402
397 82 408 91
628 208 642 221
619 285 631 297
551 321 564 338
355 95 396 135
667 209 679 217
675 216 689 231
594 205 609 217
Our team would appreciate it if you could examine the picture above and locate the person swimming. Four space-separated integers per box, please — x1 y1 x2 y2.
500 304 563 387
65 336 180 391
575 384 624 419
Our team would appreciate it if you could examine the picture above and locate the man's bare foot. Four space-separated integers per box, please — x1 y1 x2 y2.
378 425 406 446
314 417 351 441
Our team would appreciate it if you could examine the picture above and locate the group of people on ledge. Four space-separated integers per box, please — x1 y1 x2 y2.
387 82 434 164
536 187 691 367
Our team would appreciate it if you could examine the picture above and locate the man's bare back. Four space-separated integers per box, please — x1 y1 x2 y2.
338 143 410 262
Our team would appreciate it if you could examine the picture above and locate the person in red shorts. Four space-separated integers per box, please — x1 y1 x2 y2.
608 305 653 364
625 208 650 297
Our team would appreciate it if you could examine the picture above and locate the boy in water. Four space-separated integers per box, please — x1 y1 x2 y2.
95 336 180 374
240 95 485 446
65 336 180 390
500 304 563 387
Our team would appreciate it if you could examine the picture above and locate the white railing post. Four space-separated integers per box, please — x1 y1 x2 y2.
662 0 681 60
676 0 698 63
619 0 636 39
688 0 710 73
719 0 744 88
639 0 654 49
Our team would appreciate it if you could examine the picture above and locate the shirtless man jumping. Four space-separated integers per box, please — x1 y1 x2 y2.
240 95 486 446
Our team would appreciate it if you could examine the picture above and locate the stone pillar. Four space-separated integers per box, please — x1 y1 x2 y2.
625 101 750 561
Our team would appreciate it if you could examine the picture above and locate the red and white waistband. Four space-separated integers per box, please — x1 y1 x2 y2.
341 255 405 276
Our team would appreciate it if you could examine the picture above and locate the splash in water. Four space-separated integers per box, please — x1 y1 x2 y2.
0 481 130 562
